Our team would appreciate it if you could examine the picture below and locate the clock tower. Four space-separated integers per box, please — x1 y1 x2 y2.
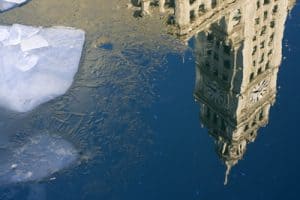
193 0 294 184
131 0 296 185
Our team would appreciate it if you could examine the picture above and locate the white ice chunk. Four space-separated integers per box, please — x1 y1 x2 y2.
0 0 29 12
0 133 78 185
15 53 39 71
0 27 9 42
0 24 85 112
3 24 41 46
4 0 27 3
20 35 49 51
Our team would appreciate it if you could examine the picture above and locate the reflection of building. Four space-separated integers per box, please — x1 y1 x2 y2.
134 0 295 185
192 0 295 184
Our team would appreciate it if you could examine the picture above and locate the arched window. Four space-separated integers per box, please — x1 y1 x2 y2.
212 0 217 9
190 10 197 22
190 0 196 5
221 120 226 131
264 0 270 5
259 110 264 120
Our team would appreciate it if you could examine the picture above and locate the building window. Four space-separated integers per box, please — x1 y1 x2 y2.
221 120 226 131
216 41 220 48
223 45 231 55
264 0 270 5
273 5 278 14
190 10 196 22
256 1 260 9
224 60 231 69
259 110 264 120
265 61 270 69
252 45 257 55
222 74 228 82
255 17 260 25
207 33 214 41
232 9 242 27
269 33 274 46
270 33 274 41
212 0 217 9
213 113 218 124
259 53 265 63
199 4 205 13
268 49 273 56
249 73 254 82
206 107 211 118
264 11 268 20
260 41 265 49
190 0 196 5
270 20 275 28
205 61 210 68
213 68 218 77
258 67 262 75
207 50 212 56
261 26 267 35
213 52 219 61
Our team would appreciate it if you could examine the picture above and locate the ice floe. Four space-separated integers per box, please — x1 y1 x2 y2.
0 0 29 12
0 133 78 185
0 24 85 112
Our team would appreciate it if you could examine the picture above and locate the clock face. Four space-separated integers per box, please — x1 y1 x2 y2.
250 79 269 103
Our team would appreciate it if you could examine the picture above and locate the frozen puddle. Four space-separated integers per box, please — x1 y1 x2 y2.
0 133 78 185
0 24 85 112
0 0 29 12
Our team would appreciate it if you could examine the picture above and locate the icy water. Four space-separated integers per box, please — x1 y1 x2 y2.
0 1 300 200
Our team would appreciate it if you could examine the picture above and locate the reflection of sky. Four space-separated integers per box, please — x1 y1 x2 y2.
0 4 300 200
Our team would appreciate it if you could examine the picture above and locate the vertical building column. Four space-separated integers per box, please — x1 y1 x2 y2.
159 0 165 13
175 0 190 28
141 0 151 15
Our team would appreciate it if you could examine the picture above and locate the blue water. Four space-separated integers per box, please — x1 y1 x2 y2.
1 3 300 200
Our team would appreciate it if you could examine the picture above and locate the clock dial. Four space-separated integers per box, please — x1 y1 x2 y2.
250 79 269 103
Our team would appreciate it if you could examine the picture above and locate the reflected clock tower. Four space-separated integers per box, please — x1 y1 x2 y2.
192 0 295 184
133 0 296 185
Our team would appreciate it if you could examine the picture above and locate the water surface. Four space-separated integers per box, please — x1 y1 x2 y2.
0 1 300 200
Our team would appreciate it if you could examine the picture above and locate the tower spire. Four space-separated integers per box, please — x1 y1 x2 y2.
224 162 232 185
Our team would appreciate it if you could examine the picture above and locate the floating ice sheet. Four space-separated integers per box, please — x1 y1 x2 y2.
0 0 29 12
0 24 85 112
0 133 78 185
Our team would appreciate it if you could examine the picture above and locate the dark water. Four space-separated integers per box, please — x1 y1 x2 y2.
0 2 300 200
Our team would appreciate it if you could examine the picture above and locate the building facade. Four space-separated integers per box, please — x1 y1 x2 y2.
193 0 295 184
134 0 295 185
